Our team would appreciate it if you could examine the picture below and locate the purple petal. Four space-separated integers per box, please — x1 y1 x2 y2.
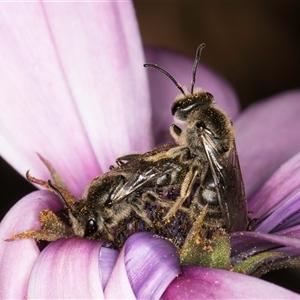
249 151 300 220
276 225 300 238
99 246 119 289
41 3 152 168
231 231 300 258
0 190 61 299
255 185 300 233
0 2 151 196
275 246 300 258
162 266 300 299
104 232 181 299
144 46 240 144
27 238 117 299
236 90 300 198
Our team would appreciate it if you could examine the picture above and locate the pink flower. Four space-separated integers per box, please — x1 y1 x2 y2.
1 2 300 299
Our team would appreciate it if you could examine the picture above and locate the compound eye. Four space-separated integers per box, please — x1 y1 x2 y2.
85 218 98 236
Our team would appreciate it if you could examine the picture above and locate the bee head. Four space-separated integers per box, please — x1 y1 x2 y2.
66 200 100 238
48 178 111 240
171 91 214 121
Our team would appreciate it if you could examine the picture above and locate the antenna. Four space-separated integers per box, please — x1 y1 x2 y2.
48 180 72 211
190 43 205 94
144 43 206 96
144 63 186 95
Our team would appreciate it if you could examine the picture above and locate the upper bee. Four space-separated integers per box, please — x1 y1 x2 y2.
144 44 234 157
144 43 247 232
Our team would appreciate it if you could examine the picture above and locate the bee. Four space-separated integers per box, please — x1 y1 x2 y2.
9 44 248 253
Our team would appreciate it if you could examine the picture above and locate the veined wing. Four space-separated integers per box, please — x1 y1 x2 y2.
201 134 248 232
111 148 183 204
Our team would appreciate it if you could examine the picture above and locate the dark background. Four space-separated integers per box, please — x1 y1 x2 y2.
1 2 300 293
134 2 300 109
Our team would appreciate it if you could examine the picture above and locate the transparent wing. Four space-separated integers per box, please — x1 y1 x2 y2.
202 135 248 232
111 145 181 204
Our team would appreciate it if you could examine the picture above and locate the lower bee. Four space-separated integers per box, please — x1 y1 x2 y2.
8 44 248 255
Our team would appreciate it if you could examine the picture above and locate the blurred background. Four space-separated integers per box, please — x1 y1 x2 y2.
1 1 300 292
135 2 300 109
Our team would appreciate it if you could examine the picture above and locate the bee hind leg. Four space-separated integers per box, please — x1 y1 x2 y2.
163 166 199 221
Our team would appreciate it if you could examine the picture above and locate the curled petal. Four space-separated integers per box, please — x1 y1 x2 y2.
27 238 118 299
99 247 120 289
144 46 240 144
104 232 181 299
162 266 300 299
236 90 300 198
0 2 151 195
0 190 61 299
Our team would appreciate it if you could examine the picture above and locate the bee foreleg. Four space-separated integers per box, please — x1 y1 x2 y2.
170 124 182 143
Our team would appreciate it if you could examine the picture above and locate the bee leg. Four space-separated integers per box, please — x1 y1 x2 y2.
170 124 182 144
129 195 156 228
164 165 199 220
167 145 193 162
179 205 231 268
115 153 142 166
6 209 74 242
131 190 180 229
141 191 171 208
109 153 142 169
179 204 208 264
